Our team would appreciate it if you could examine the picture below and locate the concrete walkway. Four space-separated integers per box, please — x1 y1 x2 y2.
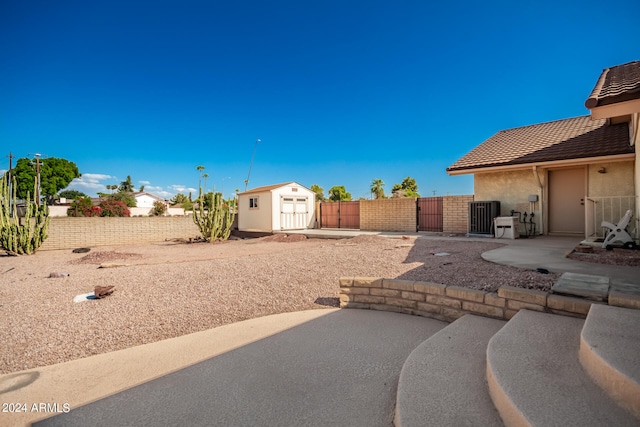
3 310 446 427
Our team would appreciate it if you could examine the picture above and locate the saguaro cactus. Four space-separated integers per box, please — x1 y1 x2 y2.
0 177 50 255
192 191 236 242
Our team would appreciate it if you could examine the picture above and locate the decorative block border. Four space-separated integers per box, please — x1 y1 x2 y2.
339 277 638 322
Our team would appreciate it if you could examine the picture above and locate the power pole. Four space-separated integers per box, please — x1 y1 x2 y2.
6 152 14 213
29 153 43 206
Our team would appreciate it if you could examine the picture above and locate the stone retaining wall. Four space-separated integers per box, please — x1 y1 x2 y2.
339 277 640 322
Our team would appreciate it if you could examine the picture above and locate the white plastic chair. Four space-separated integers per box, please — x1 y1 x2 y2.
601 209 635 249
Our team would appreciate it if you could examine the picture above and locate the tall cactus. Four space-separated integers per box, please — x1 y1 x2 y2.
0 177 50 255
192 191 236 242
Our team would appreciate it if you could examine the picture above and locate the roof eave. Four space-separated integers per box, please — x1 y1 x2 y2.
588 98 640 120
446 153 635 175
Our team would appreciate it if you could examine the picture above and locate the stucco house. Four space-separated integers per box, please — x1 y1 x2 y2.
237 182 316 232
447 60 639 241
133 191 167 208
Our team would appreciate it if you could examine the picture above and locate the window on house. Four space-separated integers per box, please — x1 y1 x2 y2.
249 197 259 209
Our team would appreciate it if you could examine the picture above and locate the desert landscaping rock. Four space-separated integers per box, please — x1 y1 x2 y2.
48 272 70 278
0 235 560 374
567 246 640 267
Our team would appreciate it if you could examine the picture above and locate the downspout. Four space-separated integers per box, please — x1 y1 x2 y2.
533 166 544 235
632 113 640 241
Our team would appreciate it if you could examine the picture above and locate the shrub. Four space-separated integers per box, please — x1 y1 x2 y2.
68 197 101 217
99 199 130 217
151 200 167 216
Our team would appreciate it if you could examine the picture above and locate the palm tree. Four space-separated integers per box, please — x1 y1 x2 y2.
203 173 209 193
370 179 385 199
196 165 205 193
119 176 134 192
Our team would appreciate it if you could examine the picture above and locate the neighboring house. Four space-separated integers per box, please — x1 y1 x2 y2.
133 191 167 208
447 60 639 240
237 182 316 232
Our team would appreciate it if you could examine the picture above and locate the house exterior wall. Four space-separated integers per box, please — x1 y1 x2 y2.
40 216 199 251
359 198 416 232
474 169 542 219
135 194 162 208
587 161 635 197
238 191 273 232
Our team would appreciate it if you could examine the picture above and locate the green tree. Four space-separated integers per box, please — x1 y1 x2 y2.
118 175 134 192
109 191 137 207
328 185 352 202
59 190 87 200
170 193 193 211
8 157 80 202
171 193 189 205
139 185 145 192
310 184 326 202
392 176 420 197
370 179 385 199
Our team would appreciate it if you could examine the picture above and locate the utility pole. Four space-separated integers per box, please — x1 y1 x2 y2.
29 153 43 206
6 152 14 213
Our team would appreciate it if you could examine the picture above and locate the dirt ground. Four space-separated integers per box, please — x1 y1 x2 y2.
1 235 562 374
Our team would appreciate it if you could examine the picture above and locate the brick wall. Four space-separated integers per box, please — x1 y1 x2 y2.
339 277 639 321
41 217 200 251
359 198 417 232
443 195 473 234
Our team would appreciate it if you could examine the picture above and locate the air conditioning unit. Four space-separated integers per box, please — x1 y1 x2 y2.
469 201 500 234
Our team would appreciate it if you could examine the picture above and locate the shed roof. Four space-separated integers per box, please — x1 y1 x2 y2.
239 182 298 195
447 116 631 173
585 60 640 108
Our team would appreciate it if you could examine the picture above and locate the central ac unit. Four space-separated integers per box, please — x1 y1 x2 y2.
469 201 500 234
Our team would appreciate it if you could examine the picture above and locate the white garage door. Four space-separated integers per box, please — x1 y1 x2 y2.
281 197 308 230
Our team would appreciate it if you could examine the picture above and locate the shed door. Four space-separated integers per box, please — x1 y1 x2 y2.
281 197 308 230
549 168 585 235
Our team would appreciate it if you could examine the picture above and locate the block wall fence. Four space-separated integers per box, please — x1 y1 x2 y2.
316 195 474 234
360 198 417 232
443 195 474 234
358 195 474 234
41 217 200 251
339 277 640 322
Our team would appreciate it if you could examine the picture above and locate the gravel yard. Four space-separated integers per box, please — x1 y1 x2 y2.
0 235 559 374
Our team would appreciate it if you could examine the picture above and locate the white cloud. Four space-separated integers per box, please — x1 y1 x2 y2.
170 185 197 194
64 174 116 194
138 180 151 185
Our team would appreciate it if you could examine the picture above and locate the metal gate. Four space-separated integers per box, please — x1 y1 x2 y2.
320 201 360 229
417 197 443 232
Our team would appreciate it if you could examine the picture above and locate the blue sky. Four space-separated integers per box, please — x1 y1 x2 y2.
1 1 638 200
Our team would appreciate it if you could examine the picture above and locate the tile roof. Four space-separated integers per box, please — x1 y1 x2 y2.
447 116 632 173
585 60 640 108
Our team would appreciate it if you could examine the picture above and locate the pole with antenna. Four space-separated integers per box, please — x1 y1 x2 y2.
244 139 261 192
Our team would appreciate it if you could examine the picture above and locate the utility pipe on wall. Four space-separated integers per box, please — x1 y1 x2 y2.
532 166 544 235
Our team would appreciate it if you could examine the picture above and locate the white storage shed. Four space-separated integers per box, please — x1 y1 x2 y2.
238 182 316 232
